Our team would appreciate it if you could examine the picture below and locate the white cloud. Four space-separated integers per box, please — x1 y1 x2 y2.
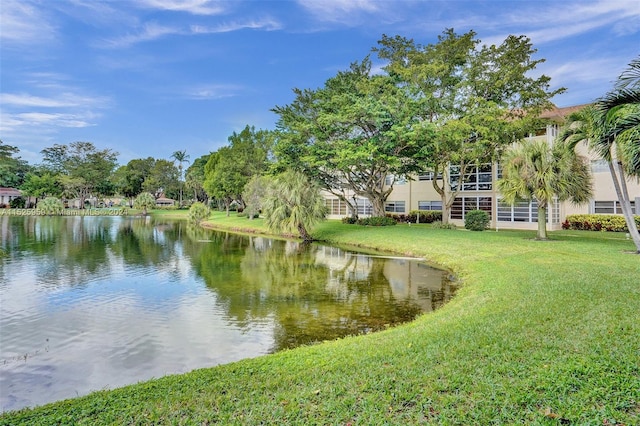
13 112 97 128
0 0 57 46
190 17 282 34
183 84 244 100
296 0 400 26
101 22 185 48
0 74 111 147
0 93 101 108
135 0 228 15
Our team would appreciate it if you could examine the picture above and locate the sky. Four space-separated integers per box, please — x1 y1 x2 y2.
1 0 639 166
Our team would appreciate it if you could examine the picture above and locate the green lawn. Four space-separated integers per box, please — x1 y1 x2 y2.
2 213 639 425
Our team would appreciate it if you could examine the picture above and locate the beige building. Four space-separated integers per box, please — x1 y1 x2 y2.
323 105 640 230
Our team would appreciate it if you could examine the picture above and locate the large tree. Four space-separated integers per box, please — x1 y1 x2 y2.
498 138 592 240
185 154 210 203
0 140 31 188
41 141 118 208
262 170 327 241
274 58 428 217
142 159 180 200
203 126 273 215
20 171 62 203
375 29 562 222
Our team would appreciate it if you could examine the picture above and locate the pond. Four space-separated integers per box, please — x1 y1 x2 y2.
0 216 456 412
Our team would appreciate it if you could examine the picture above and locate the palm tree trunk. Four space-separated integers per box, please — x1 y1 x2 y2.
611 160 640 252
537 204 548 240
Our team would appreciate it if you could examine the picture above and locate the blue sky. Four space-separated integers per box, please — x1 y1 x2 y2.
1 0 639 165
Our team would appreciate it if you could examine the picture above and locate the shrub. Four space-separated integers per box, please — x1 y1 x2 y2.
10 197 25 209
356 216 397 226
432 221 457 230
386 211 443 224
563 214 640 232
341 216 358 224
188 202 210 225
134 192 156 215
37 197 64 215
464 210 490 231
410 210 442 223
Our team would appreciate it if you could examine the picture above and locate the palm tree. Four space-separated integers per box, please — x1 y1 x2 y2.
498 138 592 240
134 192 156 216
171 150 190 206
559 57 640 252
262 170 328 242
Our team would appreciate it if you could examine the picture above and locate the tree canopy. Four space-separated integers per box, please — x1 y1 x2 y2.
274 58 428 217
203 125 274 215
375 29 563 221
41 141 118 208
0 140 31 188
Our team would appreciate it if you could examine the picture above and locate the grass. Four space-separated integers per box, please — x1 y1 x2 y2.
2 212 639 424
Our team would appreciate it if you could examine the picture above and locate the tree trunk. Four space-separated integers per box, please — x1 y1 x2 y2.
371 196 386 217
537 204 548 240
297 222 312 241
611 160 640 252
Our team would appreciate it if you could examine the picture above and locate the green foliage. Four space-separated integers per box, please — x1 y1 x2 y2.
273 58 427 217
341 216 358 224
431 220 457 230
563 214 640 232
40 141 119 207
375 30 562 222
498 138 592 239
204 126 274 215
20 172 62 199
185 154 210 203
388 210 443 224
37 197 64 215
242 175 270 219
262 170 327 241
464 209 490 231
0 140 31 188
9 197 25 209
356 216 397 226
188 202 210 224
134 192 156 215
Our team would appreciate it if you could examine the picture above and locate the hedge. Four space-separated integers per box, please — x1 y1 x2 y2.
387 210 442 224
562 214 640 232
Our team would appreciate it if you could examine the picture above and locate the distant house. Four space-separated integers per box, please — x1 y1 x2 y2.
0 187 22 206
155 195 175 207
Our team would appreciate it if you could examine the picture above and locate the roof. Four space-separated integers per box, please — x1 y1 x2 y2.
0 187 22 197
539 104 590 122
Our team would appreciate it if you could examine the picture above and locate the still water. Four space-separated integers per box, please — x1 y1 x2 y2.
0 215 455 412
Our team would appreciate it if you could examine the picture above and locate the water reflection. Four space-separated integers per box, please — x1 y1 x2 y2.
0 216 455 411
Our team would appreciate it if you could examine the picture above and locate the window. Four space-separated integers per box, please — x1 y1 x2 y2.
385 201 406 213
497 198 560 223
449 163 492 191
450 197 492 220
354 198 373 216
593 200 636 215
418 201 443 211
590 160 608 173
418 171 442 181
384 175 406 186
324 198 347 216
